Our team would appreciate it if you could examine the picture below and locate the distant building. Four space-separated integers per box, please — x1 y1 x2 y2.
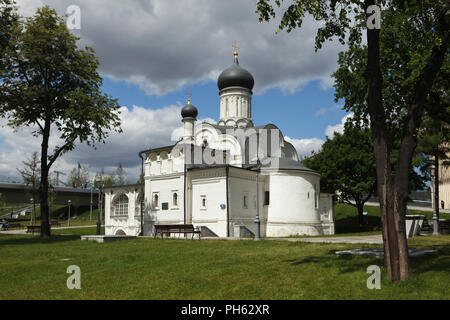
431 151 450 210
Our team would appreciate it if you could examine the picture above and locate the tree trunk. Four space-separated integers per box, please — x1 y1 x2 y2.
39 120 51 238
356 201 364 228
365 0 410 281
365 0 449 281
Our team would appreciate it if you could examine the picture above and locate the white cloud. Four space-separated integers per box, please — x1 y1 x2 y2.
325 113 353 138
0 104 183 183
315 104 342 116
170 117 217 142
285 137 324 159
17 0 345 96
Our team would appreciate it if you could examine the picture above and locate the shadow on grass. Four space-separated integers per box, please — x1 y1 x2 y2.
409 244 450 273
284 244 450 275
335 215 381 234
283 249 383 273
0 234 81 247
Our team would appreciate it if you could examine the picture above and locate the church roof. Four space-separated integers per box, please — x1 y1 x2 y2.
217 55 254 91
181 102 198 119
268 157 317 173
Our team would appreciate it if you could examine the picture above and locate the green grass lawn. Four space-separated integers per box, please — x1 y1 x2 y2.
333 203 450 234
1 232 449 300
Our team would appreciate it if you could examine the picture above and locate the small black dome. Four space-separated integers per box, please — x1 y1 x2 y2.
181 102 198 119
217 56 254 91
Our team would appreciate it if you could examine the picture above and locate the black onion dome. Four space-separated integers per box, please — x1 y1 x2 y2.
181 102 198 119
217 56 254 91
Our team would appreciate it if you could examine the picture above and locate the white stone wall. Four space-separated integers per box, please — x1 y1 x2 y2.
190 167 228 237
319 193 335 235
266 170 322 237
148 174 184 226
228 167 266 237
105 186 142 236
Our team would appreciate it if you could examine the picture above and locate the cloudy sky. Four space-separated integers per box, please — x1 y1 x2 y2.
0 0 351 184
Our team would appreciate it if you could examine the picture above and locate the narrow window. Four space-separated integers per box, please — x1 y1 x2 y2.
173 193 178 207
264 191 270 206
153 193 159 209
243 192 248 209
314 185 318 209
200 195 207 210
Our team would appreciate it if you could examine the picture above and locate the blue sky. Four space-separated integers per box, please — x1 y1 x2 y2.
101 77 347 142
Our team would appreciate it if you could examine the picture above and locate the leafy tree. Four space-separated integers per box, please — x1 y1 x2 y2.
17 151 40 222
303 122 376 227
0 0 17 63
94 168 115 187
116 163 127 186
68 165 90 188
0 7 122 237
136 173 144 185
256 0 450 281
103 175 116 187
17 151 40 188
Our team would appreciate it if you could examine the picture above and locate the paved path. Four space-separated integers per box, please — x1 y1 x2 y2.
1 230 383 244
268 235 383 244
0 225 99 235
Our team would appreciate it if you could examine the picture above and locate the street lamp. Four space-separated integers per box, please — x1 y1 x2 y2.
431 162 440 236
89 183 93 221
95 177 104 235
254 160 262 241
67 200 71 226
30 198 34 226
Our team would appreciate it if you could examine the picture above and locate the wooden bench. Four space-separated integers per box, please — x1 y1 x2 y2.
440 220 450 234
50 221 61 227
154 224 201 239
0 223 21 230
26 225 41 234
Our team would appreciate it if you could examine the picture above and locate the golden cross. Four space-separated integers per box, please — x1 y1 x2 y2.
185 88 192 103
232 40 239 57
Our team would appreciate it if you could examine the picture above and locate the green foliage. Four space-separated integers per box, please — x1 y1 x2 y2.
0 5 122 236
256 0 379 50
0 6 122 167
68 165 90 188
332 3 450 128
303 121 376 211
136 173 144 185
94 168 115 187
0 0 17 67
116 163 127 186
16 151 40 187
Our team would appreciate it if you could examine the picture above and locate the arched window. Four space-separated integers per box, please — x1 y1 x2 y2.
135 193 143 217
173 193 178 207
153 193 159 209
113 194 128 216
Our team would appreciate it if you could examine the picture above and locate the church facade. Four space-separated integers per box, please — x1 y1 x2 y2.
104 50 335 238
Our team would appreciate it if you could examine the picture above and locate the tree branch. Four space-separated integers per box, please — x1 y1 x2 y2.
395 5 450 194
47 139 74 169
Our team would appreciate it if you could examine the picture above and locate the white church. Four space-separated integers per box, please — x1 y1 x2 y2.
104 49 335 238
